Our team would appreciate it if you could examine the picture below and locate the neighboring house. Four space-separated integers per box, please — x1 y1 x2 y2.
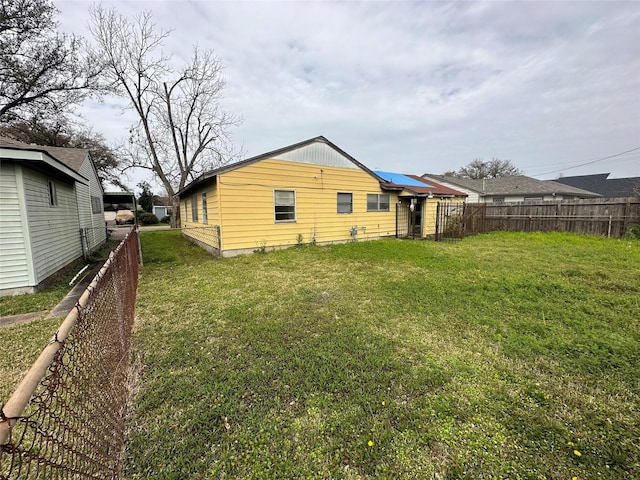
0 137 106 295
152 205 171 219
374 171 467 238
421 174 600 203
178 136 427 257
553 173 640 198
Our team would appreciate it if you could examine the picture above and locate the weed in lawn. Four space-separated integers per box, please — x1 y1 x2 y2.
123 231 639 479
254 239 268 254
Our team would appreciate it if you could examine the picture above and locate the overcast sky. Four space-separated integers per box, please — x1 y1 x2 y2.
56 0 640 188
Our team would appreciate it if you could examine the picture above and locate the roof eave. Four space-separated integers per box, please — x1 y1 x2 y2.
0 147 88 184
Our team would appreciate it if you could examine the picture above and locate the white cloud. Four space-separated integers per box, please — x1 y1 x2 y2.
54 0 640 182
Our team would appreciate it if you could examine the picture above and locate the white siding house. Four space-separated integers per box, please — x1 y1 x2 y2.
40 145 107 253
0 137 106 296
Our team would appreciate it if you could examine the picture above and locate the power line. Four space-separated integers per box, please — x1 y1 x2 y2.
533 146 640 177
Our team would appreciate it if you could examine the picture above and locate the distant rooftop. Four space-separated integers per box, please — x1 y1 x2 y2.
554 173 639 198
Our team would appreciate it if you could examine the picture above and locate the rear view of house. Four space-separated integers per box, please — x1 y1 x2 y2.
0 137 106 295
178 136 405 256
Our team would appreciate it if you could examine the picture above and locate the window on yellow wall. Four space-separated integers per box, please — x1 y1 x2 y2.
274 190 295 222
184 201 188 223
191 196 198 222
202 192 208 224
337 192 352 213
367 193 390 212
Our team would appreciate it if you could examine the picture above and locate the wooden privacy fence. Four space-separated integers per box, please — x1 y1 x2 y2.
0 229 140 479
463 197 640 238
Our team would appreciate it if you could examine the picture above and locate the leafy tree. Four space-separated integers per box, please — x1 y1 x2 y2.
0 117 126 190
89 6 241 228
0 0 104 121
137 181 154 213
445 158 522 179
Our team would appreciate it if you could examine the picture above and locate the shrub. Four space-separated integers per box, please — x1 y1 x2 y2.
138 212 159 225
160 215 171 224
623 224 640 240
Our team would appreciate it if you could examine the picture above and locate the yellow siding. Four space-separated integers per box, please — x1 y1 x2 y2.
422 197 465 235
183 158 399 254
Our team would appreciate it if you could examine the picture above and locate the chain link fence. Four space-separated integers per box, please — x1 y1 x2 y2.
0 229 140 479
183 224 221 255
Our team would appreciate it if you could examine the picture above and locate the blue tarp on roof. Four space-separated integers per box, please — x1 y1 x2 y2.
374 170 433 188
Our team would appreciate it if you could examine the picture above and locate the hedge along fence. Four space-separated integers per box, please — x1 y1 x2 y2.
0 229 140 479
463 197 640 238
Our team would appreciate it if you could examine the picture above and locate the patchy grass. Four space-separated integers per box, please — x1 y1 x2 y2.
0 240 120 401
0 317 63 401
126 231 639 479
0 240 119 316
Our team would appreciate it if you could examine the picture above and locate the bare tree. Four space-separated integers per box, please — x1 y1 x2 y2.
89 6 240 228
447 158 522 179
0 0 103 121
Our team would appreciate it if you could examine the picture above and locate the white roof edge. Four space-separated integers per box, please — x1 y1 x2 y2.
0 147 89 184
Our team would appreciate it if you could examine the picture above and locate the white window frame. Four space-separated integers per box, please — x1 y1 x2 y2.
202 192 208 224
274 190 296 223
366 193 390 212
91 196 102 214
191 196 198 222
337 192 353 214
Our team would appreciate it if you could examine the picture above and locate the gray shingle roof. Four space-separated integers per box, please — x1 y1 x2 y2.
0 136 89 173
553 173 640 198
423 174 600 197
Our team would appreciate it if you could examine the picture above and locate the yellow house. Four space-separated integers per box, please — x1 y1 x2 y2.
177 136 410 256
375 173 467 239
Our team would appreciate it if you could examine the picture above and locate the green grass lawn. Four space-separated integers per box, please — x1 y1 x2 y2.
0 240 120 317
126 231 639 479
0 240 120 400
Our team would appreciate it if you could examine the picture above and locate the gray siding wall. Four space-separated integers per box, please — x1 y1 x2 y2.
23 168 82 283
77 157 106 252
0 163 32 291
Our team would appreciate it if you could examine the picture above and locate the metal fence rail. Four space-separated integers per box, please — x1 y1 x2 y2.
0 229 140 479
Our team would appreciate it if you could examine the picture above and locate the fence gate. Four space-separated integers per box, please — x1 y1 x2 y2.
396 198 424 239
435 201 466 241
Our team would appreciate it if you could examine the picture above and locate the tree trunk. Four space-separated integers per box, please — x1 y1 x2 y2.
171 195 181 228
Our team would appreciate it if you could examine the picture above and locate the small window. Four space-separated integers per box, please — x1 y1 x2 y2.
202 192 208 224
337 192 353 214
191 196 198 222
47 181 57 207
492 197 505 204
366 193 390 212
274 190 296 222
91 196 102 213
524 197 543 203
